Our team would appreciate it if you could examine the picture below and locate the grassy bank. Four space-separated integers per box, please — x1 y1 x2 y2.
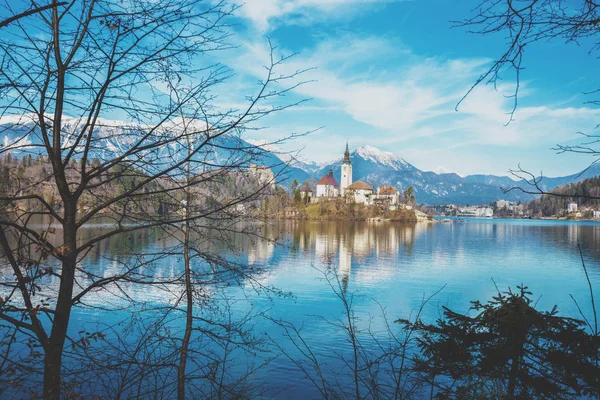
286 200 418 222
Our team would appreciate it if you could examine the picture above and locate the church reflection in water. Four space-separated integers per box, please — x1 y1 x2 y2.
8 218 600 308
280 220 431 289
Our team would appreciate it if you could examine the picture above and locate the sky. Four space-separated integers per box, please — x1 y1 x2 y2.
1 1 598 178
212 0 600 177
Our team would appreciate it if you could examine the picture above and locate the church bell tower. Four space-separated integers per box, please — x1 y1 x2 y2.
340 142 352 196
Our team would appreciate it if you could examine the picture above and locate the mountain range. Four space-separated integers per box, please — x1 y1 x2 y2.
289 145 600 205
1 115 597 205
0 115 312 186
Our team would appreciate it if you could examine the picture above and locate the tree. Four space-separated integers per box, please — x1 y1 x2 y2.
0 2 67 29
0 0 304 397
403 186 415 204
458 1 600 198
270 266 443 400
399 286 600 399
291 178 302 204
0 164 8 197
458 1 600 120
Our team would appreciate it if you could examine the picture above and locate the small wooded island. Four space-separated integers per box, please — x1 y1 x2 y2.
277 200 430 222
265 144 431 222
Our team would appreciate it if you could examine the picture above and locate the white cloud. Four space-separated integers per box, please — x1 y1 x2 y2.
222 31 600 174
237 0 402 32
237 36 495 134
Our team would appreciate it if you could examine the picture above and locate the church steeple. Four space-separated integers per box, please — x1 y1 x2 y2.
340 142 353 196
343 141 351 164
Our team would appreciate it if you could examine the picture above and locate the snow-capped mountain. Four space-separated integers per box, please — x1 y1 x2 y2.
3 114 597 204
0 115 309 186
309 145 596 205
316 145 416 184
354 145 415 171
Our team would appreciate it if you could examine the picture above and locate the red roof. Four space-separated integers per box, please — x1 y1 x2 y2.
317 174 339 187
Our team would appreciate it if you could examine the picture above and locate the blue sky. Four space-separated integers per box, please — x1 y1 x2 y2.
214 0 600 177
1 1 597 177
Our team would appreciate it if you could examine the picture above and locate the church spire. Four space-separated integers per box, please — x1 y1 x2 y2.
343 141 351 164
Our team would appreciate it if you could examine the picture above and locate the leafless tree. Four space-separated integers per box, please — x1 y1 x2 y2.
0 3 67 29
457 0 600 196
0 0 308 397
457 0 600 120
269 265 444 400
501 165 600 198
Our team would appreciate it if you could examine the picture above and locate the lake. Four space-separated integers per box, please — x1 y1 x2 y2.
240 218 600 398
3 218 600 398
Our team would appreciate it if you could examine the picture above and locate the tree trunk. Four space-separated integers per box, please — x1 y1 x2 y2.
177 225 193 400
507 350 519 400
43 344 65 399
178 134 194 400
507 333 526 400
44 202 77 399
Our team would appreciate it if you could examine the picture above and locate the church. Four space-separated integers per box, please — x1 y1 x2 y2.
314 144 379 205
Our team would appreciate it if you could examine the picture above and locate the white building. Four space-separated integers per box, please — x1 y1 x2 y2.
345 181 373 204
567 202 578 213
476 207 494 218
316 169 339 198
340 143 352 196
496 200 522 212
496 199 509 209
458 206 494 217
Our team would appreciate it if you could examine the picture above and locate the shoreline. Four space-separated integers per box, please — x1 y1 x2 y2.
272 216 433 223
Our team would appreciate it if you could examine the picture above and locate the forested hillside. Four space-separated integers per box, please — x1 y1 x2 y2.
527 176 600 217
0 154 272 218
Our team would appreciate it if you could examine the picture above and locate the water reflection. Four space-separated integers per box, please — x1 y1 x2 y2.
247 219 600 319
279 221 430 288
35 218 600 299
5 219 600 306
4 218 600 398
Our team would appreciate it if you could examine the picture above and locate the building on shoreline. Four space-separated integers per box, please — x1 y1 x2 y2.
299 183 314 203
316 169 340 197
496 199 524 215
457 206 494 218
340 142 352 196
346 181 374 205
313 145 402 208
284 207 300 217
374 185 401 207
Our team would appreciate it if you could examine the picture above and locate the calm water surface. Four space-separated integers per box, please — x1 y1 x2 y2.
5 218 600 397
241 219 600 397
